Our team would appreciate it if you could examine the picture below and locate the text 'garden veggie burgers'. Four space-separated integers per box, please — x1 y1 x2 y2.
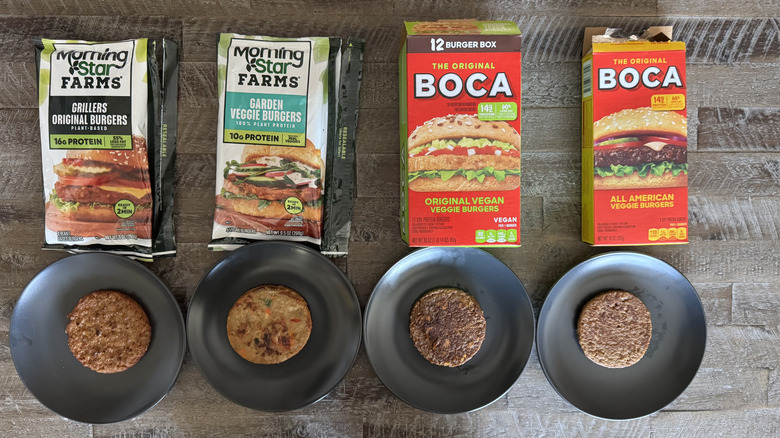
408 114 521 192
593 107 687 190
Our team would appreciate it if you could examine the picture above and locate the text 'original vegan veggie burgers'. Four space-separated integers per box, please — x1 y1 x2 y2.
400 20 523 247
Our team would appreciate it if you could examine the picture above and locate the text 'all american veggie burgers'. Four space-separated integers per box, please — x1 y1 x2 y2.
407 114 521 192
215 139 324 237
593 107 687 190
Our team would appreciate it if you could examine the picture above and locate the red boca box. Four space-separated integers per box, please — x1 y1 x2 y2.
582 27 688 245
399 20 522 247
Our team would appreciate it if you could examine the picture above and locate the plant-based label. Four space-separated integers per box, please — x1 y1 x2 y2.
400 20 522 247
582 27 688 246
222 38 310 147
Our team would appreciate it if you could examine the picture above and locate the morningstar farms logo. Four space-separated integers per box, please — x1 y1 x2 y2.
233 45 305 88
414 71 514 99
55 48 129 89
598 65 683 90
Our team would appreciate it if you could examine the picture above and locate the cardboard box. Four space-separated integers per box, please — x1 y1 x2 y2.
582 27 688 245
399 20 522 247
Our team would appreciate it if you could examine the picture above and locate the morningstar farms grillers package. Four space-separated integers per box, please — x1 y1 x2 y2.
400 20 522 247
582 27 688 245
35 38 178 260
209 34 363 253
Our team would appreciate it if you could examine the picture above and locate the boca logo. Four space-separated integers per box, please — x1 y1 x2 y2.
414 72 513 99
598 65 683 90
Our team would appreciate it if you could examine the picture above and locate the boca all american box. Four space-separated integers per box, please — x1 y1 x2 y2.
399 20 522 247
582 27 688 246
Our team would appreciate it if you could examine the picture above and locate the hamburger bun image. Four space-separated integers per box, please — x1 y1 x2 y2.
46 136 152 239
576 290 652 368
226 285 312 364
407 114 521 192
215 139 324 231
409 287 487 367
593 107 688 190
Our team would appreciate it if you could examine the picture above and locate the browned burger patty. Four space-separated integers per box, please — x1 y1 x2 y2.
223 176 321 203
54 181 152 205
577 290 652 368
226 285 312 364
408 153 520 173
65 290 151 374
409 288 486 367
594 145 686 168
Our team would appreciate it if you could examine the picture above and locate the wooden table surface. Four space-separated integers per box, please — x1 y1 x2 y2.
2 1 780 436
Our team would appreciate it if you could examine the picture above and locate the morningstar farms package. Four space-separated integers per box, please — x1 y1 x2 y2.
35 38 178 260
582 27 688 245
210 34 363 252
400 20 522 247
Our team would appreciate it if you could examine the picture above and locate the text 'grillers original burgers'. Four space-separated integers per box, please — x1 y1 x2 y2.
593 107 687 190
215 139 324 234
407 114 521 192
46 136 152 239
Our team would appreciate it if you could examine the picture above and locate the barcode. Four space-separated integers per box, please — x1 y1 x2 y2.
582 60 593 98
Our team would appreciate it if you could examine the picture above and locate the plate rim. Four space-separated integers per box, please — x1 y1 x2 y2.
9 252 187 424
536 250 708 420
186 241 362 412
363 246 536 414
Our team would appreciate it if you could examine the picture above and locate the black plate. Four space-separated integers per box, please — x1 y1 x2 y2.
537 251 707 420
9 253 186 424
363 247 535 413
187 241 361 411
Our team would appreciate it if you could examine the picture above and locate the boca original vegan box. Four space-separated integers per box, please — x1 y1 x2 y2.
582 27 688 246
400 20 522 247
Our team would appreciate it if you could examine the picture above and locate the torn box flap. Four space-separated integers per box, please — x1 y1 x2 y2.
583 26 674 56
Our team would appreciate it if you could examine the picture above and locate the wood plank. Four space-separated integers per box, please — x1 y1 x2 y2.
0 16 182 62
689 196 780 241
364 409 780 437
508 364 769 412
704 325 780 369
0 1 393 21
696 283 732 326
179 16 780 64
658 1 780 17
698 107 780 151
732 282 780 326
667 367 768 411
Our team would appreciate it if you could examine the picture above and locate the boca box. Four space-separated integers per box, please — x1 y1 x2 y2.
400 20 522 247
582 27 688 246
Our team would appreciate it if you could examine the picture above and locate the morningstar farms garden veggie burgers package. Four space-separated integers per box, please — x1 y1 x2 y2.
35 38 178 260
400 20 522 247
582 27 688 245
210 34 363 253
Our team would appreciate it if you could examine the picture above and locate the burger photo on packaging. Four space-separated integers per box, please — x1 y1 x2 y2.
407 114 521 192
46 136 152 239
593 107 688 190
215 140 324 234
